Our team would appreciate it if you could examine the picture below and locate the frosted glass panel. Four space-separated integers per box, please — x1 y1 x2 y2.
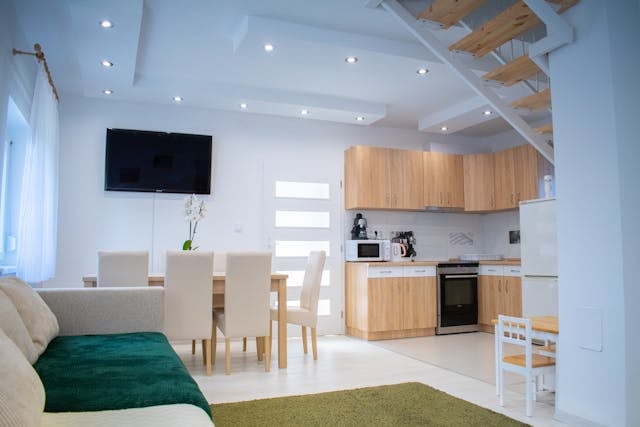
275 210 330 228
275 241 330 257
275 181 330 199
277 270 330 287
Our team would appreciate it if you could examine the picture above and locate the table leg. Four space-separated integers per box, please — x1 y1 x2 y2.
277 278 287 369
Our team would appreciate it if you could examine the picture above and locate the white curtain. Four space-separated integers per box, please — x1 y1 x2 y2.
16 68 59 282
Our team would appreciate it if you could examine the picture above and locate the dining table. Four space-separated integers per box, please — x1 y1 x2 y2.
82 273 289 369
493 315 559 394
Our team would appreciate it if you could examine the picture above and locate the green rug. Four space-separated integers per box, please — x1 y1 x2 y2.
210 382 528 426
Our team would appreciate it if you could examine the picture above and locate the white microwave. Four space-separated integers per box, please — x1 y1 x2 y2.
345 240 391 262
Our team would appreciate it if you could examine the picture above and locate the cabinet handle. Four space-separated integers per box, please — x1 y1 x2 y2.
510 193 514 205
498 279 501 292
517 191 521 203
447 192 451 205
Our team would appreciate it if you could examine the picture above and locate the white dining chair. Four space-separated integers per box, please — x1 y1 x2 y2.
97 250 149 287
212 251 272 375
164 251 214 375
269 250 326 360
191 251 227 355
496 315 556 417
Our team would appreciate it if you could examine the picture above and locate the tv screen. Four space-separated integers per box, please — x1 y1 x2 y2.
104 128 212 194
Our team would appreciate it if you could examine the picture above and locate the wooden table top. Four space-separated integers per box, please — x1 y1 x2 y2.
491 315 558 334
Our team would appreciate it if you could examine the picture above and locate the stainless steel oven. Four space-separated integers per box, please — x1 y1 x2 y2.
436 262 479 335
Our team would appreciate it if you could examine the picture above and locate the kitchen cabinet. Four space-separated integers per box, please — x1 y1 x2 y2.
478 265 522 332
344 145 424 210
423 151 464 209
345 263 437 340
463 152 495 211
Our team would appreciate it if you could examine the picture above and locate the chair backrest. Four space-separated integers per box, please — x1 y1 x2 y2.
497 314 534 367
298 251 326 321
212 251 227 272
223 251 272 338
97 251 149 287
163 251 214 340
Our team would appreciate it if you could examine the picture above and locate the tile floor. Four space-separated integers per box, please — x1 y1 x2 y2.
177 332 566 427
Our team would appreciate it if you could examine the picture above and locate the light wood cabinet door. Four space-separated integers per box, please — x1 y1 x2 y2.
392 149 424 210
493 148 517 210
344 146 391 209
463 153 495 211
367 278 403 332
478 275 498 325
499 276 522 317
403 276 436 329
424 152 464 208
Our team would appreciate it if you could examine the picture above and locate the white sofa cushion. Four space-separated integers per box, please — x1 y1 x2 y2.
0 277 59 355
0 327 46 427
40 404 214 427
0 288 37 363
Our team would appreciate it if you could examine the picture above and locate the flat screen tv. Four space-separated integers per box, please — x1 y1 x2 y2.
104 128 212 194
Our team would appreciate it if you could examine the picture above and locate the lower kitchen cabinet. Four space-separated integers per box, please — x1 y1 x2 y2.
345 263 437 340
478 265 522 332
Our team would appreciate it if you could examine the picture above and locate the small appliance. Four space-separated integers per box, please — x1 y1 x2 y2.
345 240 391 262
350 213 368 240
391 231 417 259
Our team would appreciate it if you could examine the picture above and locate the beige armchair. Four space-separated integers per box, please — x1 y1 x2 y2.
212 251 272 375
164 251 214 375
97 250 148 287
270 250 325 360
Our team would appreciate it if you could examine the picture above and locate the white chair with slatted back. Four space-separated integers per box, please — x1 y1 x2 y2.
97 251 149 287
497 315 556 417
164 251 214 375
212 251 272 375
270 250 325 360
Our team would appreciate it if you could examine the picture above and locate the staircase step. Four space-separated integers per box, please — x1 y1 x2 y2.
534 123 553 134
418 0 486 29
449 0 579 58
483 55 541 86
511 88 551 110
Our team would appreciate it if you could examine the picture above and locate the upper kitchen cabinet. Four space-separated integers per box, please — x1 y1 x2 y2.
463 152 495 212
344 146 424 210
423 152 464 209
494 144 553 210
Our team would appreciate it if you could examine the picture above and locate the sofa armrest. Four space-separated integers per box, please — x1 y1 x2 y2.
37 287 164 336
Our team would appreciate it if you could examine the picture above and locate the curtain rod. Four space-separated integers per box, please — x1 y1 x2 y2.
12 43 60 102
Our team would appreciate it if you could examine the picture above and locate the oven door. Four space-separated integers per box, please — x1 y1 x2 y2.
437 274 478 334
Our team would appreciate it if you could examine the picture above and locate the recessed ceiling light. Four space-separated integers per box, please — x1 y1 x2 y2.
417 68 429 75
484 110 492 116
99 20 113 29
264 43 275 52
240 103 247 109
301 109 309 116
345 56 358 64
102 89 113 95
173 96 183 102
101 60 113 68
441 126 448 131
356 116 365 121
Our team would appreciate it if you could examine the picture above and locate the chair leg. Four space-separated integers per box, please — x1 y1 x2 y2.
204 339 212 376
225 338 231 375
243 337 247 352
211 317 217 366
201 340 206 365
301 326 308 354
268 320 273 362
525 372 533 417
256 337 263 361
192 339 196 355
311 327 318 360
264 335 271 372
498 364 505 407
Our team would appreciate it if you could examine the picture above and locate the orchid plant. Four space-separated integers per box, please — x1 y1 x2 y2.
183 194 206 250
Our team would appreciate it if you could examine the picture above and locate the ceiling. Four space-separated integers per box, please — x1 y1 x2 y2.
9 0 550 137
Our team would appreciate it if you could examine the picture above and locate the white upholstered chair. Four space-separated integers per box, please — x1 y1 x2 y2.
212 251 272 375
192 251 227 355
97 250 149 287
270 250 325 360
497 315 556 417
164 251 214 375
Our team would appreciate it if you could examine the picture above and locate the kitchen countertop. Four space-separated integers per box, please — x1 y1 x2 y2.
478 259 521 265
346 258 520 266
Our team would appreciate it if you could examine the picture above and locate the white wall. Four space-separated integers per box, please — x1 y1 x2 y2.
551 1 640 426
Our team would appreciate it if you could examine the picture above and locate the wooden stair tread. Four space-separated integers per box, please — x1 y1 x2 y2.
483 55 541 86
418 0 487 29
448 0 579 58
510 88 551 110
503 353 556 368
534 123 553 134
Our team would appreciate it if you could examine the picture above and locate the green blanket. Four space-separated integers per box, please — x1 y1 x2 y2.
33 332 211 418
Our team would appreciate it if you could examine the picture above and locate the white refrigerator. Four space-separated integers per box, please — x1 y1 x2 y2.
519 198 558 317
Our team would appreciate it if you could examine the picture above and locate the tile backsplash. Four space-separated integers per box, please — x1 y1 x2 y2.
344 209 521 260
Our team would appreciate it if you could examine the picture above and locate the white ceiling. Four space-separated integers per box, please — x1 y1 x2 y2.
9 0 550 136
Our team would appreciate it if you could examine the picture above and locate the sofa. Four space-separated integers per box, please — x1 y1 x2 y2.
0 277 214 426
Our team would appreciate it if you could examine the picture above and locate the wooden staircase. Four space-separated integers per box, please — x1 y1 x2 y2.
377 0 580 164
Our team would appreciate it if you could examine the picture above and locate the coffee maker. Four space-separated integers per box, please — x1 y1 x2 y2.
391 231 417 259
350 213 368 240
